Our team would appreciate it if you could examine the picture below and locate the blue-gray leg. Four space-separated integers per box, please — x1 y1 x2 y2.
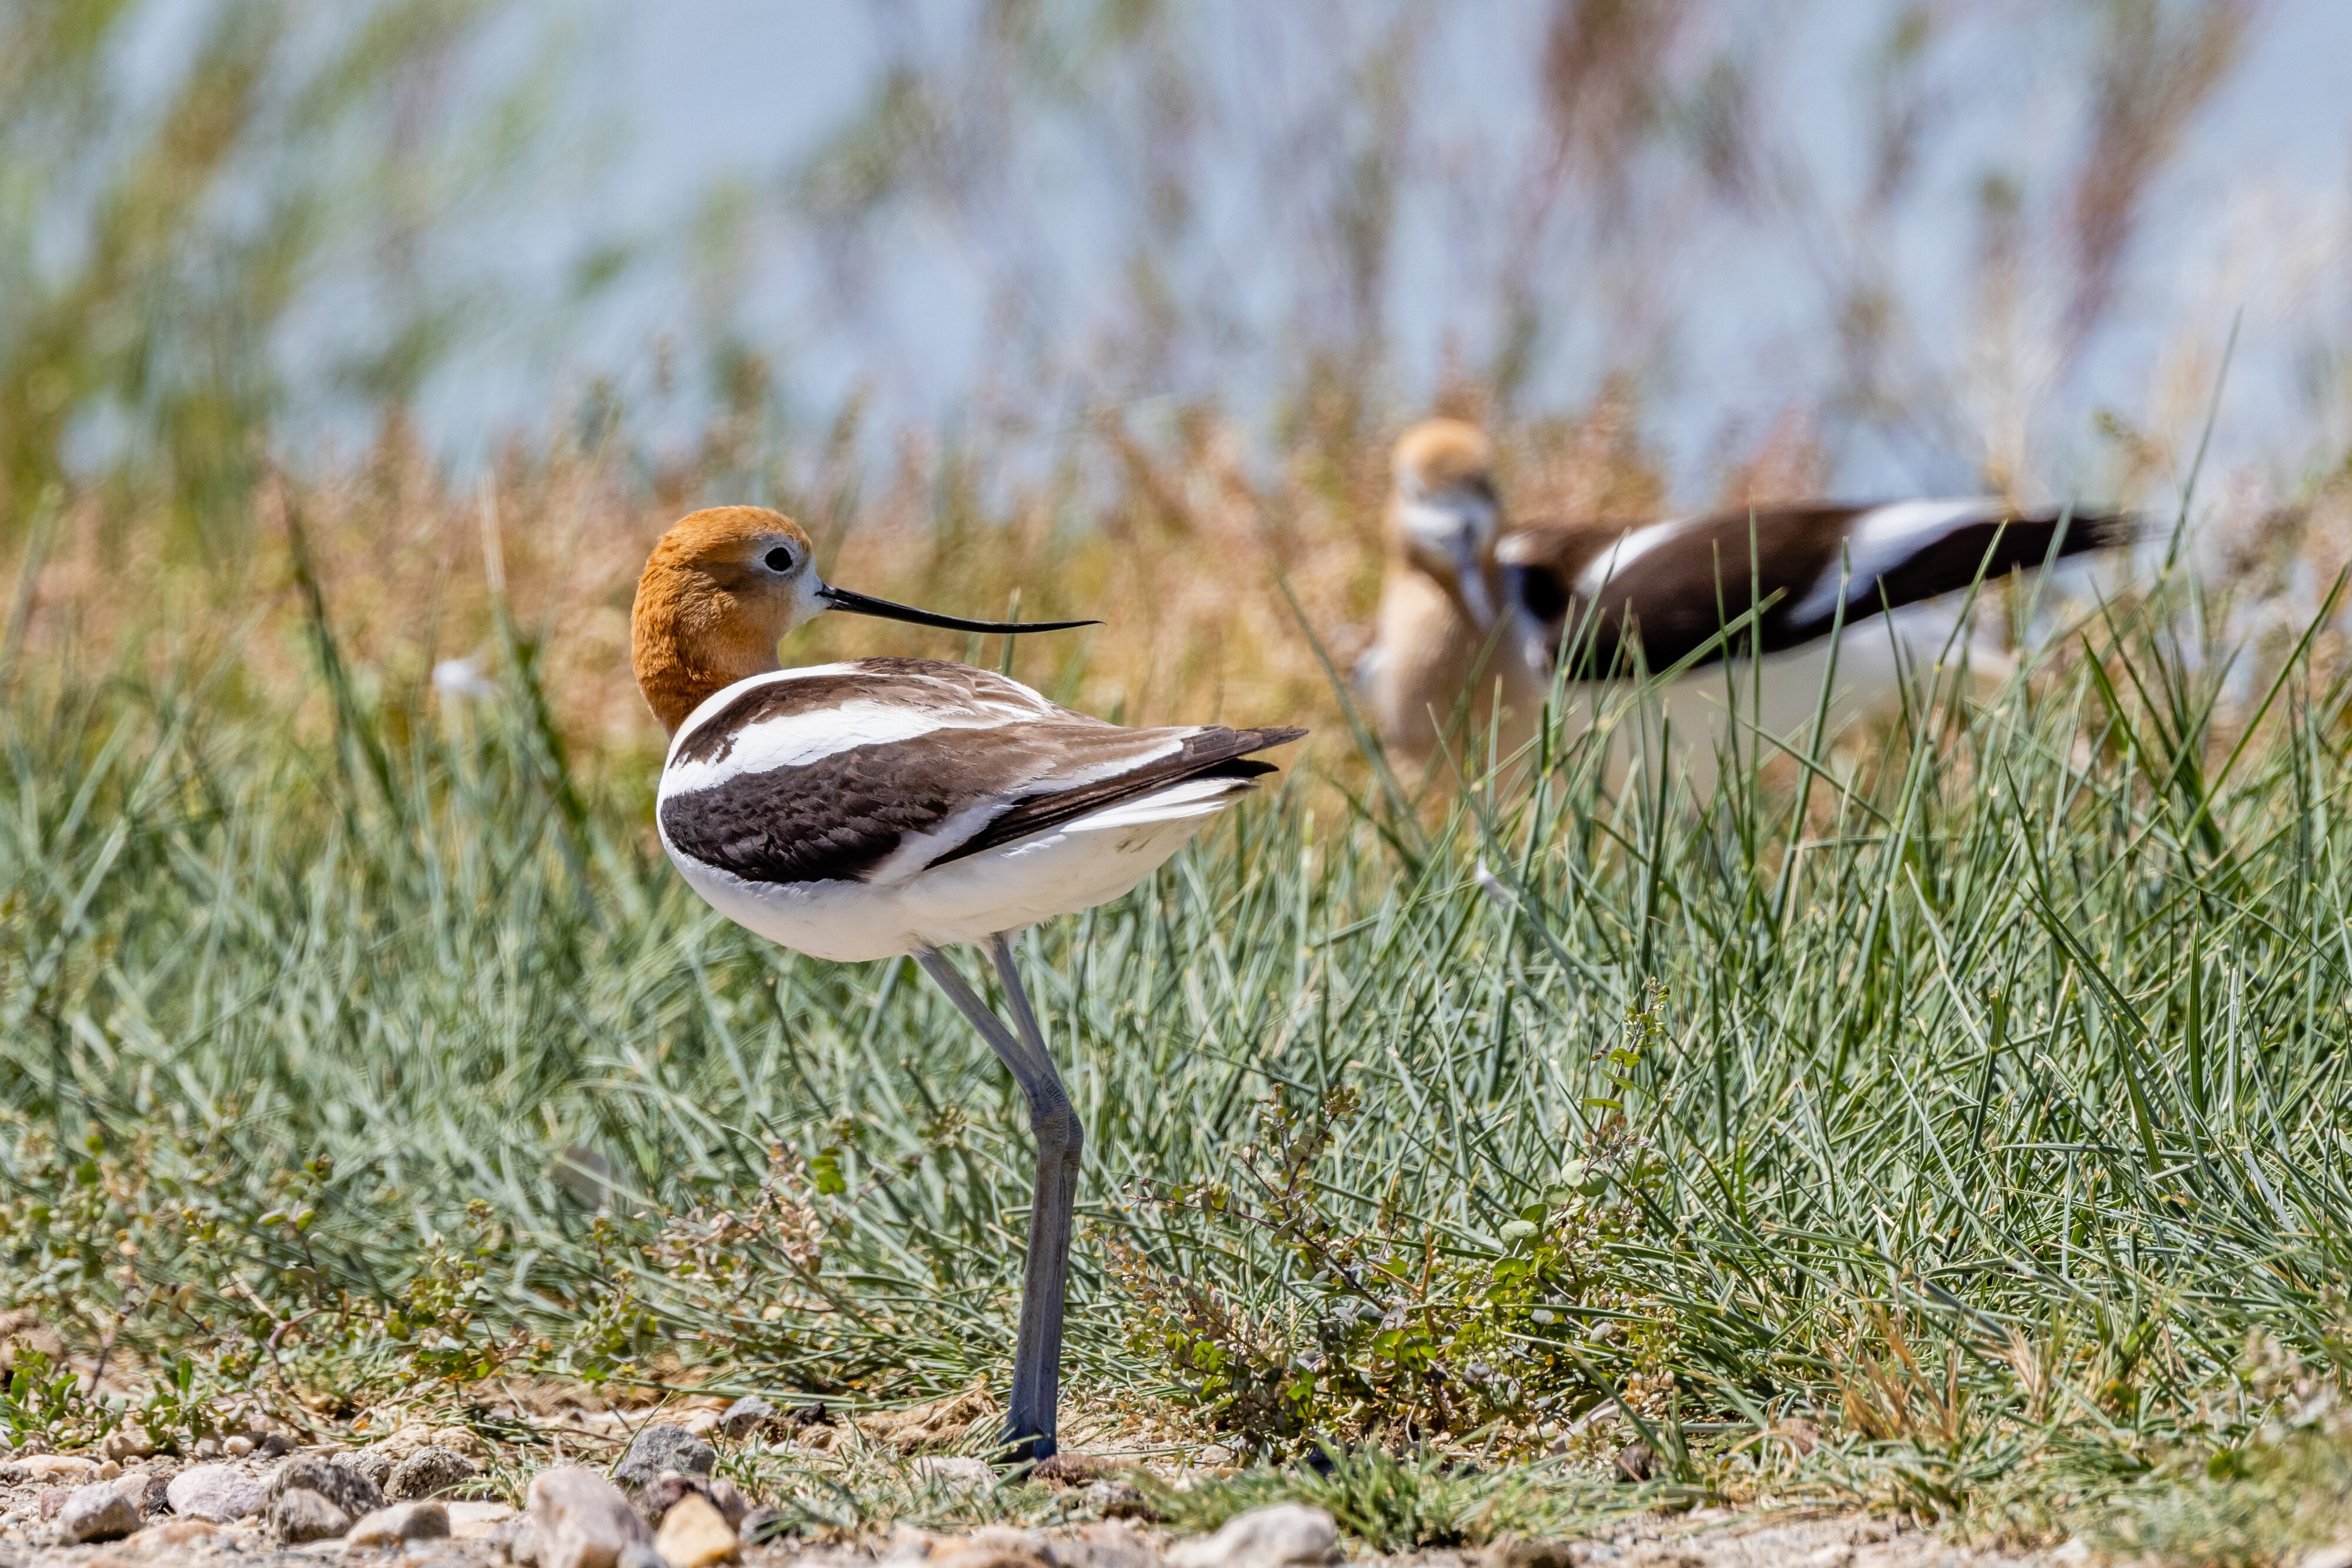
913 936 1080 1460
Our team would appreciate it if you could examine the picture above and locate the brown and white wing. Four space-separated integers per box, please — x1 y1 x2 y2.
1502 501 2135 674
658 657 1303 887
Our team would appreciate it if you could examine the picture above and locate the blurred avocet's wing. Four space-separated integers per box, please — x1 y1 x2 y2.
1499 501 2137 674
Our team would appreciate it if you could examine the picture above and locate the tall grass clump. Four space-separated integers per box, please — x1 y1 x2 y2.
5 487 2350 1539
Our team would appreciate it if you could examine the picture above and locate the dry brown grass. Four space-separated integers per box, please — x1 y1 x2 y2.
2 392 1687 786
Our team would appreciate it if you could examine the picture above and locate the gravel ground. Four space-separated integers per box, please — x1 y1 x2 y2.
0 1470 2071 1568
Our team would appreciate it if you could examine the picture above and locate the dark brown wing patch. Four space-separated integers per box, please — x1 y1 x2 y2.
663 714 1306 887
1509 506 2134 674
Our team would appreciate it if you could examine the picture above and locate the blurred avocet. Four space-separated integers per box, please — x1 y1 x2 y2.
630 506 1303 1459
1351 419 2134 794
1498 497 2136 794
1353 419 1548 773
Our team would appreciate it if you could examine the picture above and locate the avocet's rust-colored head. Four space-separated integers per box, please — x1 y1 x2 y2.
630 505 1095 735
1387 420 1502 626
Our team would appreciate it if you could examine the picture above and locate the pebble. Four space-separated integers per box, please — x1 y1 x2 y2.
365 1421 443 1459
15 1453 100 1483
2301 1549 2352 1568
1775 1417 1822 1455
1084 1478 1151 1520
222 1435 255 1457
39 1487 70 1520
433 1424 487 1457
881 1524 937 1564
345 1499 452 1547
615 1425 717 1497
652 1492 740 1567
448 1499 519 1539
133 1518 221 1553
933 1525 1055 1568
1065 1520 1161 1568
1168 1503 1341 1568
1031 1453 1122 1487
340 1446 396 1490
267 1454 385 1520
165 1463 267 1522
719 1395 776 1439
57 1481 143 1544
122 1469 173 1517
706 1476 749 1527
1488 1542 1586 1568
386 1443 480 1499
911 1455 994 1489
102 1427 157 1463
269 1486 352 1544
528 1465 653 1568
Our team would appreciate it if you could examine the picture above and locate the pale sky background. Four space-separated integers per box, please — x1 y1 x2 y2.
272 2 2352 507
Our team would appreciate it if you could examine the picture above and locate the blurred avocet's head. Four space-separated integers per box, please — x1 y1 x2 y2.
1388 420 1502 626
630 506 1094 734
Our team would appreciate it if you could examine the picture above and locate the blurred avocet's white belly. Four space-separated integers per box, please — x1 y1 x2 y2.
1551 603 1979 797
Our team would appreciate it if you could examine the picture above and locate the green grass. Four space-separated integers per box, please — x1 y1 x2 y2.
1142 1444 1663 1551
4 572 2351 1555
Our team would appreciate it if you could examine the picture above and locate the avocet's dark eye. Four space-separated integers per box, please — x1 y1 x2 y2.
763 547 794 572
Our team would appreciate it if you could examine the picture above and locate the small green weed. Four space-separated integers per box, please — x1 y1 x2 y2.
1142 1443 1648 1551
1114 1084 1672 1453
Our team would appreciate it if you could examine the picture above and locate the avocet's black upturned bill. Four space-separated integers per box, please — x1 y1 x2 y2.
631 506 1304 1459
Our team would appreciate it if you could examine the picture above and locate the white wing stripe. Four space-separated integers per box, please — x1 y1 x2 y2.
664 664 864 770
1784 498 1999 626
1063 775 1253 831
663 698 1019 798
1573 516 1686 597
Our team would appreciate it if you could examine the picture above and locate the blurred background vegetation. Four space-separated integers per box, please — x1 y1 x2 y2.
5 0 2349 766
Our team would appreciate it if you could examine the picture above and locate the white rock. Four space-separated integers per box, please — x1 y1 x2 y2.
102 1426 158 1463
449 1499 519 1539
57 1483 143 1543
911 1456 993 1489
1168 1504 1340 1568
16 1454 101 1483
881 1524 938 1563
345 1499 450 1547
2297 1547 2352 1568
166 1463 268 1522
527 1466 652 1568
